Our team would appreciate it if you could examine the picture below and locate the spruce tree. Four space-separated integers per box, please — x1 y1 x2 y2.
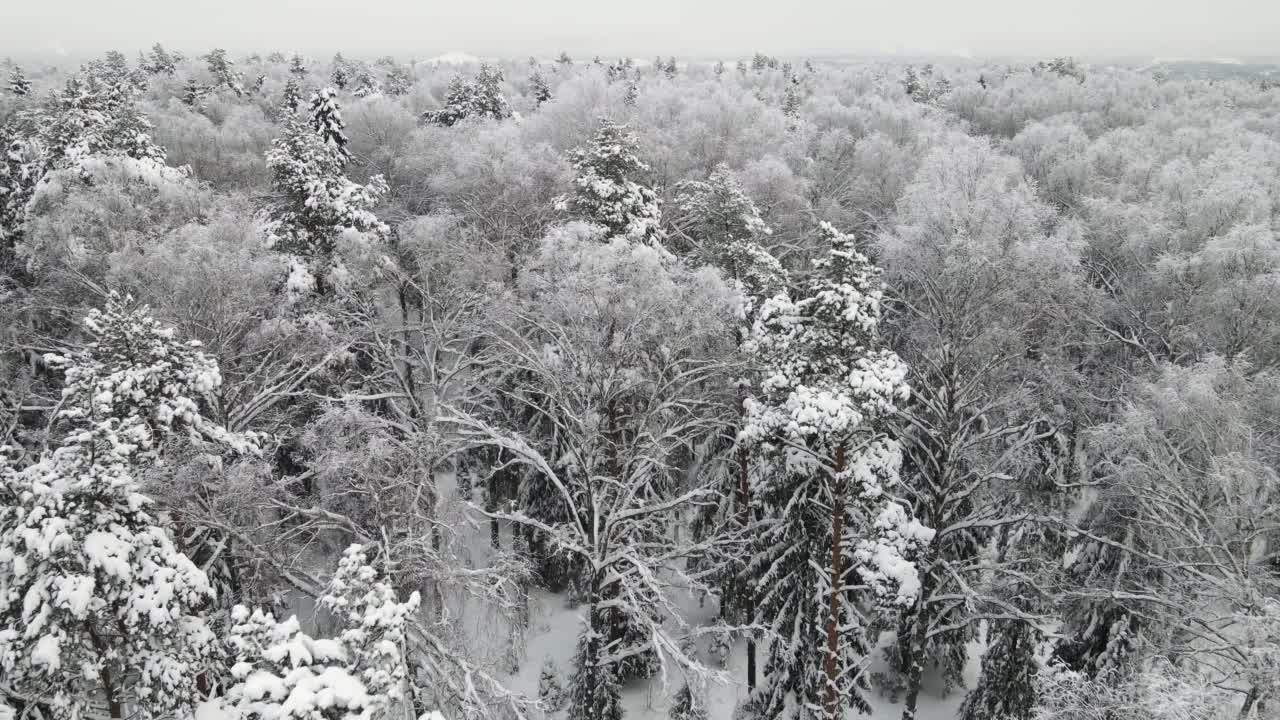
144 43 176 76
530 70 552 105
0 298 251 720
330 52 350 89
669 685 708 720
281 77 301 112
385 64 413 96
567 622 623 720
203 48 243 95
6 65 30 96
558 118 664 244
309 86 350 162
288 52 308 78
959 621 1041 720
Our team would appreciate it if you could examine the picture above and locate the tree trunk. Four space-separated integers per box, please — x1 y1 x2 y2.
1239 686 1262 719
737 441 757 692
822 444 848 720
899 588 931 720
488 475 501 549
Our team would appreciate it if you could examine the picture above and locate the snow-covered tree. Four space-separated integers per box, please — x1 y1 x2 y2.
221 545 421 720
330 53 350 89
182 77 211 107
264 88 389 297
422 65 511 127
673 163 785 691
537 657 566 712
281 78 302 113
7 66 30 97
310 87 351 162
668 684 707 720
288 53 308 78
556 119 664 245
959 620 1040 720
741 222 929 720
385 65 413 97
142 44 176 76
445 225 743 716
2 63 170 250
0 298 252 720
203 48 244 96
529 70 552 106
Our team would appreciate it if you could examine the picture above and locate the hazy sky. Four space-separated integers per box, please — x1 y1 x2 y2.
3 0 1278 59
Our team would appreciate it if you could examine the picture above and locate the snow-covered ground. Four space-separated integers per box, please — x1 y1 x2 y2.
503 586 979 720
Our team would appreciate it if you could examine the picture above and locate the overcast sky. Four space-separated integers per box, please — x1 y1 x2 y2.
3 0 1278 59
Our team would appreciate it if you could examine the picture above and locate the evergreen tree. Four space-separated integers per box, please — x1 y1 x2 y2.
958 621 1041 720
143 43 176 76
202 48 243 95
181 77 209 107
309 86 350 162
556 51 573 69
281 77 301 112
330 52 350 89
557 118 664 244
742 223 931 720
0 299 250 720
713 60 726 77
530 69 552 105
221 545 421 720
664 57 678 78
567 625 623 720
265 88 389 296
623 82 639 107
537 657 566 712
422 65 511 126
669 684 708 720
782 80 802 120
7 65 31 96
385 64 413 96
288 52 308 78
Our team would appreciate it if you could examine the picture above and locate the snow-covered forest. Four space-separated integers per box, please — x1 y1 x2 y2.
1 46 1279 720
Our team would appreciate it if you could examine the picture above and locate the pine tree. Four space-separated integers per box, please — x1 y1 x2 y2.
530 70 552 106
623 81 639 107
281 77 301 112
0 298 251 720
669 684 709 720
352 63 381 97
556 51 573 69
713 60 726 78
288 52 308 78
330 52 350 89
181 77 209 107
567 625 623 720
221 545 421 720
309 86 350 162
959 621 1041 720
7 65 31 96
143 43 176 76
782 80 802 120
538 657 566 712
202 48 243 96
422 65 511 126
265 88 389 296
557 118 664 244
664 57 678 78
742 223 930 720
385 64 413 96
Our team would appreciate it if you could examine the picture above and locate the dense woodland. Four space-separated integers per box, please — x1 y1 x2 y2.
0 47 1278 720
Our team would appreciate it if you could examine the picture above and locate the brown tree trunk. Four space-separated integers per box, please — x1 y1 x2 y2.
822 444 848 720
